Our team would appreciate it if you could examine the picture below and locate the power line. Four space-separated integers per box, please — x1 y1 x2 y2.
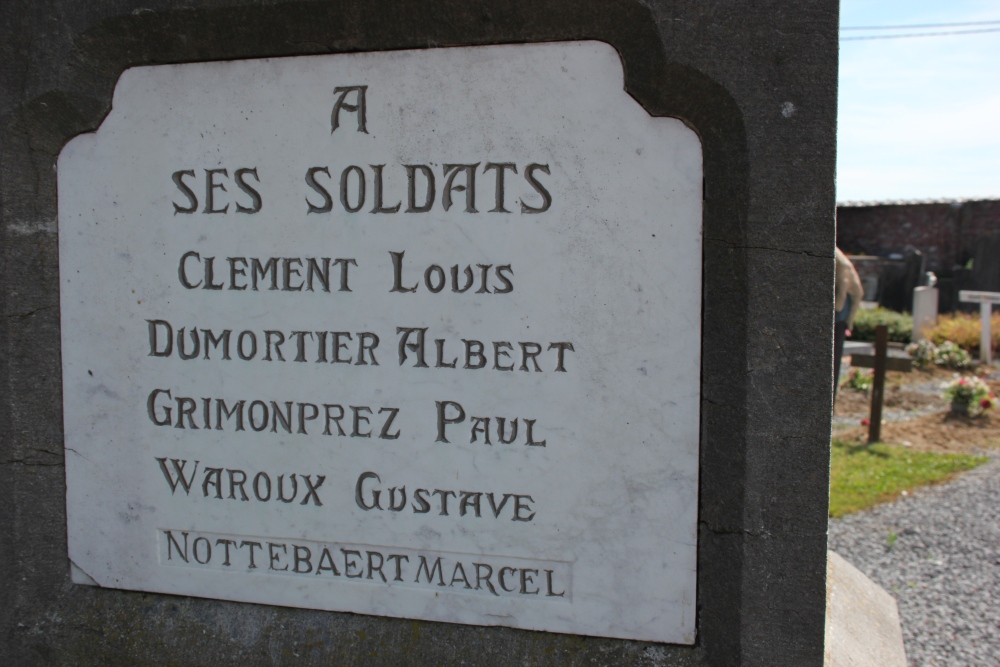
841 19 1000 31
841 26 1000 41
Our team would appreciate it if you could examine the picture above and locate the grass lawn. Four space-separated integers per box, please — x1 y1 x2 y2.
829 438 988 518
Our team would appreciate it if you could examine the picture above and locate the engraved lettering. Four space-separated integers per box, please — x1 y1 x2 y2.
331 85 368 133
171 170 198 214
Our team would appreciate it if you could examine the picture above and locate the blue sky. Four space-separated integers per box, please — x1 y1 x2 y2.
837 0 1000 202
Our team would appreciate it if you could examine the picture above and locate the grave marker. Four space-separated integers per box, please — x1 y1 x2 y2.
959 290 999 365
58 43 702 643
850 327 913 444
912 286 938 342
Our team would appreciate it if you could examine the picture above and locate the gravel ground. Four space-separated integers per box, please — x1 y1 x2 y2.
831 408 941 431
828 457 1000 666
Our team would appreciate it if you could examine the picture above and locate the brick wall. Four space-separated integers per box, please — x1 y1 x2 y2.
836 199 1000 274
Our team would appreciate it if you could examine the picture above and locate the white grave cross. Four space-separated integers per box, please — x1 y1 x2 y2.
959 290 1000 365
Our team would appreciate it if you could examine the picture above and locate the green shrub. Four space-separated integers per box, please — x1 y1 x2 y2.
850 307 912 344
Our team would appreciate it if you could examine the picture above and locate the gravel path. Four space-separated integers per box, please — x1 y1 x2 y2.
828 457 1000 666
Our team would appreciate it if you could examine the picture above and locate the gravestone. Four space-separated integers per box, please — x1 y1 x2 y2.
878 251 924 313
1 1 838 665
912 286 939 342
970 235 1000 294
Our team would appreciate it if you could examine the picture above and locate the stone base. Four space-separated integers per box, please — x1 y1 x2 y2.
825 550 907 667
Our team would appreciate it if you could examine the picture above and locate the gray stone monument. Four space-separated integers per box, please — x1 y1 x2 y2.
1 1 838 665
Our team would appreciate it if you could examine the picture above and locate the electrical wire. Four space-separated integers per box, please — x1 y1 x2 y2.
841 19 1000 31
841 26 1000 41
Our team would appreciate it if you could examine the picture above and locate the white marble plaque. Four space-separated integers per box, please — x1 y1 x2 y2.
58 41 702 644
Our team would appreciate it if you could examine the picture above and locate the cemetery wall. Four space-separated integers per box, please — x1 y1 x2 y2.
837 199 1000 274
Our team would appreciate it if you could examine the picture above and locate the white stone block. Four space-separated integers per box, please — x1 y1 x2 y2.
912 286 938 342
825 551 907 667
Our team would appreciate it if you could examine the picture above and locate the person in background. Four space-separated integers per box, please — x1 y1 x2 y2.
834 248 864 400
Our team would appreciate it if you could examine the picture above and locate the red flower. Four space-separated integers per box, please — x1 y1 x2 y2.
981 398 993 409
861 418 870 426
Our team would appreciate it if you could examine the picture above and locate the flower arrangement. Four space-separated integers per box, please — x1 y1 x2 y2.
904 339 973 369
843 367 874 392
942 376 994 415
935 341 974 369
905 339 937 367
